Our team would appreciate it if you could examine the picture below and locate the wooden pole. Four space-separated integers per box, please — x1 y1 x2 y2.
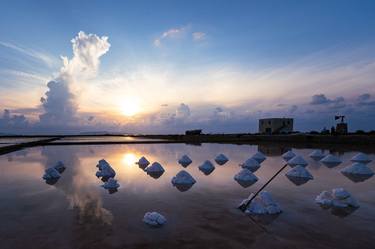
238 163 289 212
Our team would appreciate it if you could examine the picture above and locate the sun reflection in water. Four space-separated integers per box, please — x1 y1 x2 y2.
122 153 138 167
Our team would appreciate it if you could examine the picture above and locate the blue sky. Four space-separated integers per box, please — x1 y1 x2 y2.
0 0 375 134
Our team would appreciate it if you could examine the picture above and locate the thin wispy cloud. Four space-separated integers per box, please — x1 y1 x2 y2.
0 41 58 68
192 32 206 41
153 27 186 47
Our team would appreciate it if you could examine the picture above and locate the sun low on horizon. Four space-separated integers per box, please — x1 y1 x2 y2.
119 97 142 117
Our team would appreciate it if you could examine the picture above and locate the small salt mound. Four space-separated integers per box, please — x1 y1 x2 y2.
243 191 282 215
143 212 166 227
198 160 215 175
96 159 111 170
251 151 266 164
102 178 120 189
137 156 150 169
178 155 192 167
287 155 308 167
234 169 258 188
320 154 342 168
286 165 313 180
43 167 61 180
315 188 359 209
309 150 325 160
215 154 229 165
145 162 165 178
340 162 374 182
341 162 374 176
54 161 66 173
351 152 372 164
95 159 116 180
282 151 296 161
240 158 260 172
171 170 196 185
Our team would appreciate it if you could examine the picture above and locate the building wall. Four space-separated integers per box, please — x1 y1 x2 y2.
259 118 294 134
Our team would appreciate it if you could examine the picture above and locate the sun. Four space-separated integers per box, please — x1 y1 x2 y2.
120 98 141 117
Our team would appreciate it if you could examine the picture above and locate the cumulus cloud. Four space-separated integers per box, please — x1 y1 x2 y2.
357 93 375 106
310 94 345 109
192 32 206 41
289 105 298 113
0 109 28 129
176 103 191 119
39 31 110 126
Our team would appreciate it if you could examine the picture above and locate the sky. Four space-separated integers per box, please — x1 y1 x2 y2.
0 0 375 134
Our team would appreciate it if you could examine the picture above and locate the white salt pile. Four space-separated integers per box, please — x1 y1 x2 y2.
136 156 150 169
285 165 313 185
315 188 359 209
351 152 372 164
54 161 66 173
251 151 266 163
178 155 192 167
171 170 196 186
240 191 282 215
234 169 258 188
320 154 342 168
309 150 325 160
341 162 374 177
198 160 215 175
286 165 313 180
282 150 296 161
43 167 61 180
215 154 229 165
287 155 308 167
143 212 167 227
240 158 260 172
145 162 165 178
102 178 120 189
96 159 116 179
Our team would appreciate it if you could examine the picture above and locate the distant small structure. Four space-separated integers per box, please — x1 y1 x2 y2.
259 118 293 134
185 129 202 135
335 115 348 134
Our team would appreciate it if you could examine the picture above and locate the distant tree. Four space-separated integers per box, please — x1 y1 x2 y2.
309 131 319 135
355 130 366 135
330 126 335 135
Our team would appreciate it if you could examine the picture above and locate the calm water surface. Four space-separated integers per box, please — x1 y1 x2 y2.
0 143 374 249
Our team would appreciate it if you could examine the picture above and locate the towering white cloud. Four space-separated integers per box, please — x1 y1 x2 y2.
39 31 110 126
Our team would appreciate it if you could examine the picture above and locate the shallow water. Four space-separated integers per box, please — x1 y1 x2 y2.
0 143 374 249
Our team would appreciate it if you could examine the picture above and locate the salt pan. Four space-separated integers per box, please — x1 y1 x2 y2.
234 169 258 188
320 154 342 168
215 154 229 165
287 155 308 167
178 155 192 167
143 212 166 227
198 160 215 175
309 150 325 160
240 158 260 172
351 152 372 164
282 151 296 161
251 151 266 164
